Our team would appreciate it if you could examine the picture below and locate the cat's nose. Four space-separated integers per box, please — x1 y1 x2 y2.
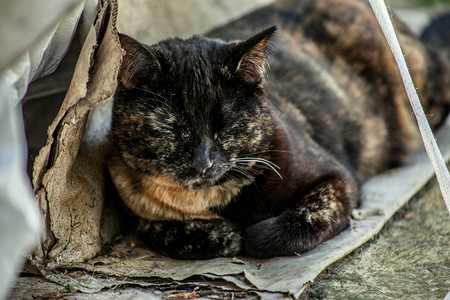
192 142 214 176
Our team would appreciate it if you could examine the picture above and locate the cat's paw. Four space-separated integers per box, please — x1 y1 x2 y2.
138 218 242 259
245 178 353 258
244 215 333 258
244 216 292 258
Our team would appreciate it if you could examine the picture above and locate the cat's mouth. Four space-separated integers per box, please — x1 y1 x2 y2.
185 175 228 190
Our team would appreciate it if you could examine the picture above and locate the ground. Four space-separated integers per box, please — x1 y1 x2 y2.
303 181 449 299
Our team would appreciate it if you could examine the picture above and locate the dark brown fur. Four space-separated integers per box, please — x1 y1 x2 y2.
108 0 450 259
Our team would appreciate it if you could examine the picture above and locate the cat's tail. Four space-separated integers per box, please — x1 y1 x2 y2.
420 12 450 128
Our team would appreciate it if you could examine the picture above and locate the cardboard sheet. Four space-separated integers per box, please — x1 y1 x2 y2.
30 0 122 270
33 118 450 298
0 1 98 298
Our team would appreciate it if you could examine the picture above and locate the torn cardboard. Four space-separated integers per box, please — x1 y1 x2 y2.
30 0 122 270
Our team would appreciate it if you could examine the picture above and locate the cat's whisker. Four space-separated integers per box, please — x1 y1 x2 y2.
234 157 281 169
242 149 293 155
225 171 254 188
232 157 283 179
224 172 238 183
232 162 279 187
233 162 264 175
233 167 255 180
237 165 263 178
228 167 261 189
134 88 173 110
135 87 169 101
244 164 275 175
229 167 256 184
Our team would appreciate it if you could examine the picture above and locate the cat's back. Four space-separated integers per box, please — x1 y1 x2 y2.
208 0 424 179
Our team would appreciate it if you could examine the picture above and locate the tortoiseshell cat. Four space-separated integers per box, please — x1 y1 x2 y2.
108 0 450 259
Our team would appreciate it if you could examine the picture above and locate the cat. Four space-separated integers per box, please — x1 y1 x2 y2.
108 0 450 259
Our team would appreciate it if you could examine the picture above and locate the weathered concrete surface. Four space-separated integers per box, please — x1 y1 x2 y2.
302 181 450 299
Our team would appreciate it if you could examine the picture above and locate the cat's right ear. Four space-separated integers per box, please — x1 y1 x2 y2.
230 26 276 84
118 33 161 89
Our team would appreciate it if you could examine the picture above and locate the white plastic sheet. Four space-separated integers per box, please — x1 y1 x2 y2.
0 1 99 298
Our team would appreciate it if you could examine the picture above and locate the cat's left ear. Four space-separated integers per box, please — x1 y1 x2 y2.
118 33 161 89
231 26 277 84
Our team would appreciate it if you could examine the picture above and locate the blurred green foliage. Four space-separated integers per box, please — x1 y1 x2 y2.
411 0 450 4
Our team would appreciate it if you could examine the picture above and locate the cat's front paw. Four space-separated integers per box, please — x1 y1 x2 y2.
244 216 291 258
244 216 319 258
137 218 242 260
244 213 347 258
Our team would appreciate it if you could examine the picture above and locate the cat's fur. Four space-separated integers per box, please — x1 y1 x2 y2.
108 0 450 259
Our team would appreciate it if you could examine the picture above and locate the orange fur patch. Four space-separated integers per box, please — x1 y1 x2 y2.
108 153 242 221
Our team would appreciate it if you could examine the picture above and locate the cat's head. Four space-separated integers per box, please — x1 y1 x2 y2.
111 27 276 190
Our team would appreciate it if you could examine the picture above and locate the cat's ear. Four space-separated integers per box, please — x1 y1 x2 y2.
118 33 161 89
231 26 276 84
